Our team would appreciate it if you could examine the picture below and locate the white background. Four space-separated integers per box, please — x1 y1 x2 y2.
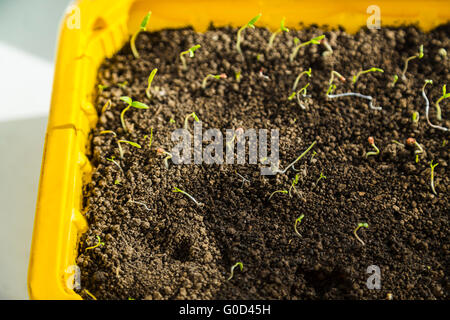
0 0 72 299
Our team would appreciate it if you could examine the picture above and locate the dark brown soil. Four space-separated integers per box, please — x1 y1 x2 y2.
77 23 449 300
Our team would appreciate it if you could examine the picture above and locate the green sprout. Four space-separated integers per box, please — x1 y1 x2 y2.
169 118 176 124
236 13 262 55
98 84 108 93
85 235 105 252
354 222 369 246
275 141 317 174
130 11 152 59
443 139 448 147
235 71 242 83
202 73 227 89
352 67 384 84
101 99 112 114
292 68 312 91
390 74 399 88
268 189 288 200
365 136 380 158
289 173 300 197
173 187 204 207
401 44 424 81
106 156 124 175
412 111 420 124
267 17 289 49
321 38 333 57
99 130 117 137
117 140 141 159
289 35 325 62
435 84 450 121
315 172 327 185
144 128 153 148
184 112 200 130
294 214 304 237
326 70 346 95
119 96 149 132
156 147 173 169
227 262 243 280
145 68 158 100
406 137 423 163
180 44 201 71
118 81 128 88
429 160 439 195
422 80 448 132
288 83 310 110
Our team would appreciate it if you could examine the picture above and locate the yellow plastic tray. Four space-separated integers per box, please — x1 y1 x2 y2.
28 0 449 300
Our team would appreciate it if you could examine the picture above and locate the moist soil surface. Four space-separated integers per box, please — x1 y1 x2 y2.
77 23 449 300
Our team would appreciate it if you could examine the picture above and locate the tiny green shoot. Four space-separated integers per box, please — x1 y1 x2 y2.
85 235 105 252
422 80 448 132
117 140 141 159
352 67 384 84
435 84 450 121
365 136 380 158
401 44 424 80
289 35 325 62
429 160 439 195
156 147 173 169
145 68 158 100
101 99 112 114
98 84 108 93
326 70 346 95
236 13 262 55
354 222 368 246
144 128 153 148
173 187 204 207
390 74 399 87
202 73 227 89
131 11 152 59
412 111 420 124
289 173 300 197
184 112 200 130
275 141 317 174
118 81 128 88
294 214 304 237
235 71 242 83
180 44 201 71
106 156 124 175
289 83 310 109
406 137 423 163
292 68 312 91
120 96 150 132
315 172 327 185
268 189 288 200
227 262 243 280
267 17 289 49
100 130 117 137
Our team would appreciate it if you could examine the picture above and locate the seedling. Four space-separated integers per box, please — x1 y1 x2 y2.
275 141 317 174
100 130 117 137
422 80 448 132
320 37 333 57
145 68 158 100
117 140 141 159
315 172 326 185
294 214 304 237
120 96 150 132
365 136 380 158
85 235 105 252
235 71 242 83
118 81 128 88
353 222 368 246
292 68 312 91
156 147 173 169
289 83 310 109
326 70 346 95
258 68 270 80
268 189 288 200
235 171 250 188
83 289 97 300
202 73 227 89
106 156 124 175
236 13 262 55
184 112 200 130
412 111 420 124
327 91 382 110
401 44 424 81
129 200 151 211
352 67 384 84
172 187 204 207
289 35 325 62
98 84 108 93
180 44 201 71
144 128 154 148
130 11 152 59
267 17 289 49
390 75 399 88
101 99 112 114
406 137 423 163
429 160 439 195
289 173 300 197
227 262 243 280
435 84 450 121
